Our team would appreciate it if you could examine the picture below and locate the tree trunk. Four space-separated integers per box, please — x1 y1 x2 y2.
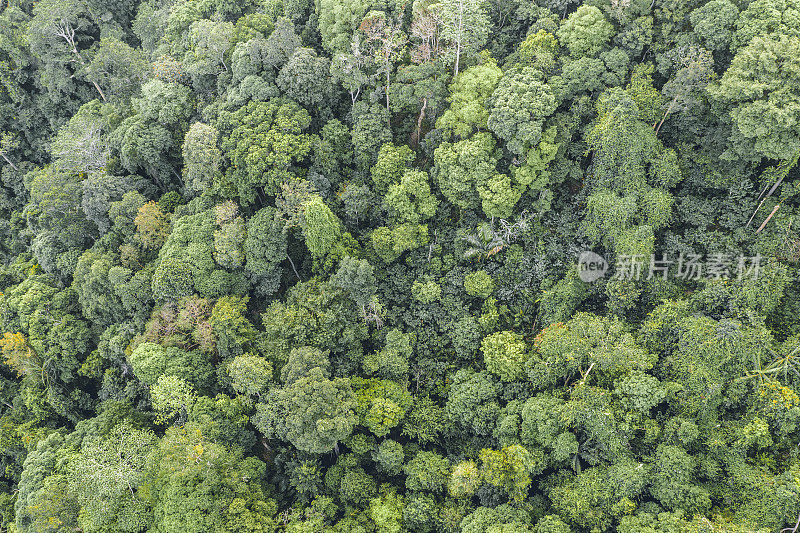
411 97 427 146
1 153 18 171
654 93 679 136
385 68 391 120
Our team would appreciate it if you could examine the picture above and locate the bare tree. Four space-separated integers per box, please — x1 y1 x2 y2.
331 35 374 106
409 7 443 145
51 112 109 172
0 133 19 171
410 8 442 64
53 18 106 102
361 12 407 120
434 0 489 76
654 46 714 135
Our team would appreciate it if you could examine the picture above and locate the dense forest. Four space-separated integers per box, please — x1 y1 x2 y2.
0 0 798 530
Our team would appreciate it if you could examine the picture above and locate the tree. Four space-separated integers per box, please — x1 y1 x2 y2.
155 207 248 300
331 34 374 106
449 460 481 498
436 58 503 138
0 332 40 379
184 19 234 92
0 276 93 414
14 432 81 533
302 195 343 259
50 100 109 174
478 173 523 219
488 67 557 157
213 201 246 270
731 0 800 52
371 142 415 195
371 223 429 263
219 99 314 203
253 367 358 453
151 257 194 302
318 0 374 54
28 0 107 103
527 313 654 390
352 101 392 171
312 119 353 191
549 462 646 530
404 451 451 492
402 396 446 444
364 397 404 437
361 11 407 116
209 296 258 359
108 190 147 238
556 6 615 58
648 445 711 514
128 341 213 389
392 61 451 146
263 17 302 69
533 516 571 533
479 444 535 502
363 328 411 379
445 369 501 436
656 46 714 135
150 375 196 423
81 171 135 235
372 439 404 474
83 37 150 101
135 201 170 250
461 505 531 533
71 250 127 327
481 331 527 381
69 422 155 532
331 256 377 309
146 424 278 532
709 34 800 161
24 166 97 277
277 47 334 114
260 278 368 367
243 206 287 296
465 270 494 298
110 79 194 187
227 355 273 398
580 87 673 268
182 122 222 197
586 89 659 191
281 346 331 385
403 492 437 532
339 467 378 505
690 0 740 51
433 132 501 211
433 0 490 76
384 170 438 225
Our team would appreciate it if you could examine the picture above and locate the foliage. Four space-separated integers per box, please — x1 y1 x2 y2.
482 331 528 382
219 99 314 203
2 1 800 532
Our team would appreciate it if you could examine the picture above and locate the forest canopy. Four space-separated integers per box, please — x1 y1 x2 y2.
0 0 799 531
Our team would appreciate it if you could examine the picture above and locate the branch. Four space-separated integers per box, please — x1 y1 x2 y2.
54 19 106 102
654 93 679 135
781 510 800 533
287 255 301 281
755 203 780 234
1 152 18 171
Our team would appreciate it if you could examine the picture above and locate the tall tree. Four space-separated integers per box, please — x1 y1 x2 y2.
433 0 490 76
